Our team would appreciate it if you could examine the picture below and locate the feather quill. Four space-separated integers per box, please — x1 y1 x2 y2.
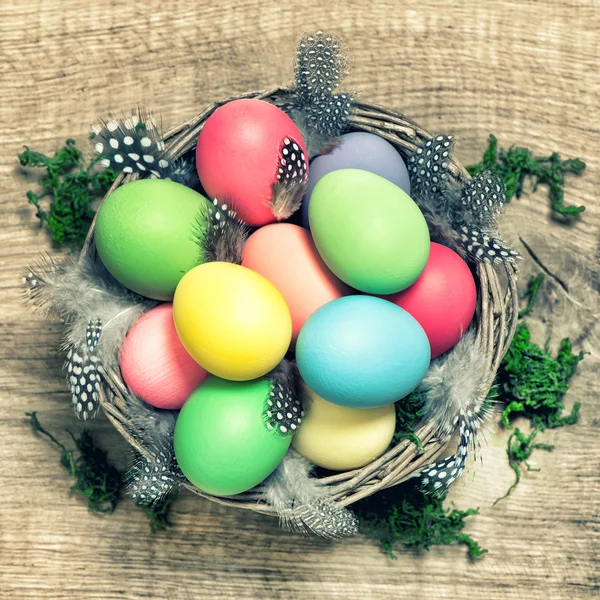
415 331 492 495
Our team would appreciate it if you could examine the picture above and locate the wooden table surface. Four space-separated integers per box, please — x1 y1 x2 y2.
1 1 598 598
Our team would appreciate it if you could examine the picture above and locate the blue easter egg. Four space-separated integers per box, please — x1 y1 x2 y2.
301 132 411 228
296 296 430 408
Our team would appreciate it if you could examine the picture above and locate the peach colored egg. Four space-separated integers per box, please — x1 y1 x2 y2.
120 303 208 409
241 223 351 342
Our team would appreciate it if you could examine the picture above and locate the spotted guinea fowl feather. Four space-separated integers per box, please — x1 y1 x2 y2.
407 134 520 265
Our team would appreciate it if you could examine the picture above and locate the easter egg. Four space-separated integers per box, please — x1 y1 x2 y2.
196 99 308 227
241 223 351 342
119 304 209 410
301 132 411 227
383 243 477 358
309 169 430 294
292 380 396 470
174 377 292 496
296 296 430 408
173 262 292 381
95 179 211 300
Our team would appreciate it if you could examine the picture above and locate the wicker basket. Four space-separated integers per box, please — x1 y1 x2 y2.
83 88 519 516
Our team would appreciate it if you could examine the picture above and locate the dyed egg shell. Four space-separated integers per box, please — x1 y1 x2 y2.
301 132 411 227
241 223 351 342
296 296 430 408
309 169 430 294
383 243 477 358
173 262 292 381
95 179 211 300
196 99 308 227
174 377 291 496
292 380 396 470
120 304 208 410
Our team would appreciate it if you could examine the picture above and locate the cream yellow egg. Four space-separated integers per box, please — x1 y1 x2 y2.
292 381 396 470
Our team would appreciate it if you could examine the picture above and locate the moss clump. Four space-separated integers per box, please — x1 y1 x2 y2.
19 139 117 247
518 273 545 319
355 483 486 559
393 391 425 451
27 411 122 512
467 134 585 217
494 322 584 502
138 491 179 533
27 412 177 531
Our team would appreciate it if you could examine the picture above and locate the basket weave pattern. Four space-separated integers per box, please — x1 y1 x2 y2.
83 89 519 515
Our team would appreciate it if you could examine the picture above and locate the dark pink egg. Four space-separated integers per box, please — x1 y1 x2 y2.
196 99 308 226
383 243 477 358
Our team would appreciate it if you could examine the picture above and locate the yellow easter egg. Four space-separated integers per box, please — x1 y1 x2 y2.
173 262 292 381
292 381 396 470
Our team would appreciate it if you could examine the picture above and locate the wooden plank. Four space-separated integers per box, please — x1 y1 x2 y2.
0 1 598 598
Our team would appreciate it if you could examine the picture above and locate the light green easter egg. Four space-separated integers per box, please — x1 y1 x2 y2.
309 169 430 294
95 179 210 300
174 377 292 497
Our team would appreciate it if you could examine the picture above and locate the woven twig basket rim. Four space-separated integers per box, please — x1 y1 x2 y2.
82 88 519 516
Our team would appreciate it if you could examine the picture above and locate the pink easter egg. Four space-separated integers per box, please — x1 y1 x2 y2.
120 303 208 409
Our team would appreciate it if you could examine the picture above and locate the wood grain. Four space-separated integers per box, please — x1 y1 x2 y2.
1 1 598 598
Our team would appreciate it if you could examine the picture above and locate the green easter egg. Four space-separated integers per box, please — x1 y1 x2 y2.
95 179 210 300
309 169 430 294
174 376 291 496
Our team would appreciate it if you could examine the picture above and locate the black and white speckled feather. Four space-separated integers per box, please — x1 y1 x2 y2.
66 319 103 421
415 331 492 495
124 401 182 505
23 254 153 418
284 31 354 157
194 197 248 265
264 360 304 437
126 447 183 506
262 449 358 539
407 135 520 265
165 157 200 188
91 108 172 178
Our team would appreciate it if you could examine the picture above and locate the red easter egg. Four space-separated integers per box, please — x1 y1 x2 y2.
120 304 209 409
241 223 351 343
383 243 477 358
196 99 309 227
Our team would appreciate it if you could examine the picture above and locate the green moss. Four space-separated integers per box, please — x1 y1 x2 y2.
26 412 177 530
466 134 585 217
19 139 117 247
518 273 545 319
393 391 425 451
355 483 486 559
27 411 122 512
494 322 583 502
138 491 179 533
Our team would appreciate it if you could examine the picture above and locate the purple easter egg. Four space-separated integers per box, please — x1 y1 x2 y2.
301 132 411 227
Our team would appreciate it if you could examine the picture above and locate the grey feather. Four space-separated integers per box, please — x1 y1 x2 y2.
415 330 493 495
262 449 358 539
23 253 153 419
